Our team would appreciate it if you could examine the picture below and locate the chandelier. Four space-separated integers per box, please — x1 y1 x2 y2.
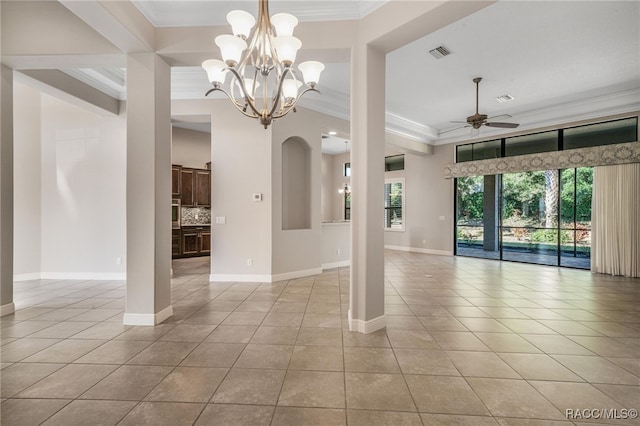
202 0 325 129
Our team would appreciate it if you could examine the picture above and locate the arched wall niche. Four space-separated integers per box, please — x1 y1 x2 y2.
282 136 311 230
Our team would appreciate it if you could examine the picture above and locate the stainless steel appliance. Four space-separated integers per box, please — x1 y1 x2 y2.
171 199 181 228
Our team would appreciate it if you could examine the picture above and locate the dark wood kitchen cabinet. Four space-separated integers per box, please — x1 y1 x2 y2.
178 167 211 207
172 229 182 257
171 165 181 197
179 226 210 257
195 170 211 207
180 168 195 206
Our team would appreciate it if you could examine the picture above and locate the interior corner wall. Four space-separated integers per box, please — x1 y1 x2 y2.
171 126 211 169
13 82 42 279
172 99 273 279
321 153 334 221
384 143 455 255
271 107 349 277
39 91 127 278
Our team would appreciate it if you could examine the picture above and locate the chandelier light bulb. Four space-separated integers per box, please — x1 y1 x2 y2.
201 59 228 85
215 34 248 67
271 13 298 36
282 79 302 100
298 61 325 87
226 10 255 38
238 78 260 99
272 36 302 66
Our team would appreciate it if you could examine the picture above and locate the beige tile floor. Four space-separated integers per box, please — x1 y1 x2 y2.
1 251 639 425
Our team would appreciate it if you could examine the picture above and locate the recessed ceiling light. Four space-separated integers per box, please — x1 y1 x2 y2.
328 131 337 135
496 94 515 103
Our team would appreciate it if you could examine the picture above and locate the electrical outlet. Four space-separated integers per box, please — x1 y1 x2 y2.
115 257 122 265
422 240 426 245
247 258 253 267
216 216 226 224
439 216 445 221
336 249 341 255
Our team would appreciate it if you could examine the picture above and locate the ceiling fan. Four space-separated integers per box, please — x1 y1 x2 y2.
440 77 519 135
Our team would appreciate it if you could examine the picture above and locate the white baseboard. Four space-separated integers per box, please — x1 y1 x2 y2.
39 272 126 281
210 274 272 283
385 245 453 256
123 305 173 326
271 268 322 282
322 260 350 270
210 267 322 283
0 303 15 317
14 272 127 282
13 273 42 282
348 309 386 334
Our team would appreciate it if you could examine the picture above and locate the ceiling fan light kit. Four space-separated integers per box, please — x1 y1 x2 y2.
202 0 325 128
440 77 520 135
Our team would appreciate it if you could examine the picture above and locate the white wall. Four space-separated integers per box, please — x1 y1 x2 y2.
384 144 455 255
320 151 351 222
171 126 211 169
322 222 351 268
272 108 324 277
321 153 333 221
172 99 273 279
13 82 41 279
39 92 126 278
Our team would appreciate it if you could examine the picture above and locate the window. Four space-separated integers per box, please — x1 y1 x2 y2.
563 117 637 150
384 178 404 230
385 155 405 171
455 117 638 163
456 139 500 162
505 131 557 157
455 168 593 269
344 192 351 220
344 162 351 177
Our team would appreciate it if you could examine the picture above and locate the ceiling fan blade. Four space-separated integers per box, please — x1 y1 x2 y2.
439 124 470 135
485 122 519 129
450 121 468 124
487 114 512 120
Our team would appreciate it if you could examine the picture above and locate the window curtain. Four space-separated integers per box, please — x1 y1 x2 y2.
591 163 640 277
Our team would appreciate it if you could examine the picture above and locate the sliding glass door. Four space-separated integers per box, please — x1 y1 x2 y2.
455 167 593 269
456 175 499 260
501 170 559 266
560 167 592 268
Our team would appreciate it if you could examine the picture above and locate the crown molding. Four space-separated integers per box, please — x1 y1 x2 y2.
385 111 438 142
61 68 126 100
132 1 389 28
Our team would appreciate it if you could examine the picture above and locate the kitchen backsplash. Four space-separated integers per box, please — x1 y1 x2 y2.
181 207 211 225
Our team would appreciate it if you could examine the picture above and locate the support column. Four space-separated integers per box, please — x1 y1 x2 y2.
348 43 386 333
124 53 172 325
0 65 15 316
483 175 499 252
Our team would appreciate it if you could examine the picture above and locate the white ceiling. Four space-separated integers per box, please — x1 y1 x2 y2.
61 0 640 152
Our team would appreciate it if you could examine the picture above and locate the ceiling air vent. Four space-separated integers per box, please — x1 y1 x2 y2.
496 94 515 103
429 45 452 59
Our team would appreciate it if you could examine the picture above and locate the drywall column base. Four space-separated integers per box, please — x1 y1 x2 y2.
348 44 386 334
0 65 15 316
124 53 172 326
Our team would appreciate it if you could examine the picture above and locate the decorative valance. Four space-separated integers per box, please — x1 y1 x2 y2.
444 141 640 179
